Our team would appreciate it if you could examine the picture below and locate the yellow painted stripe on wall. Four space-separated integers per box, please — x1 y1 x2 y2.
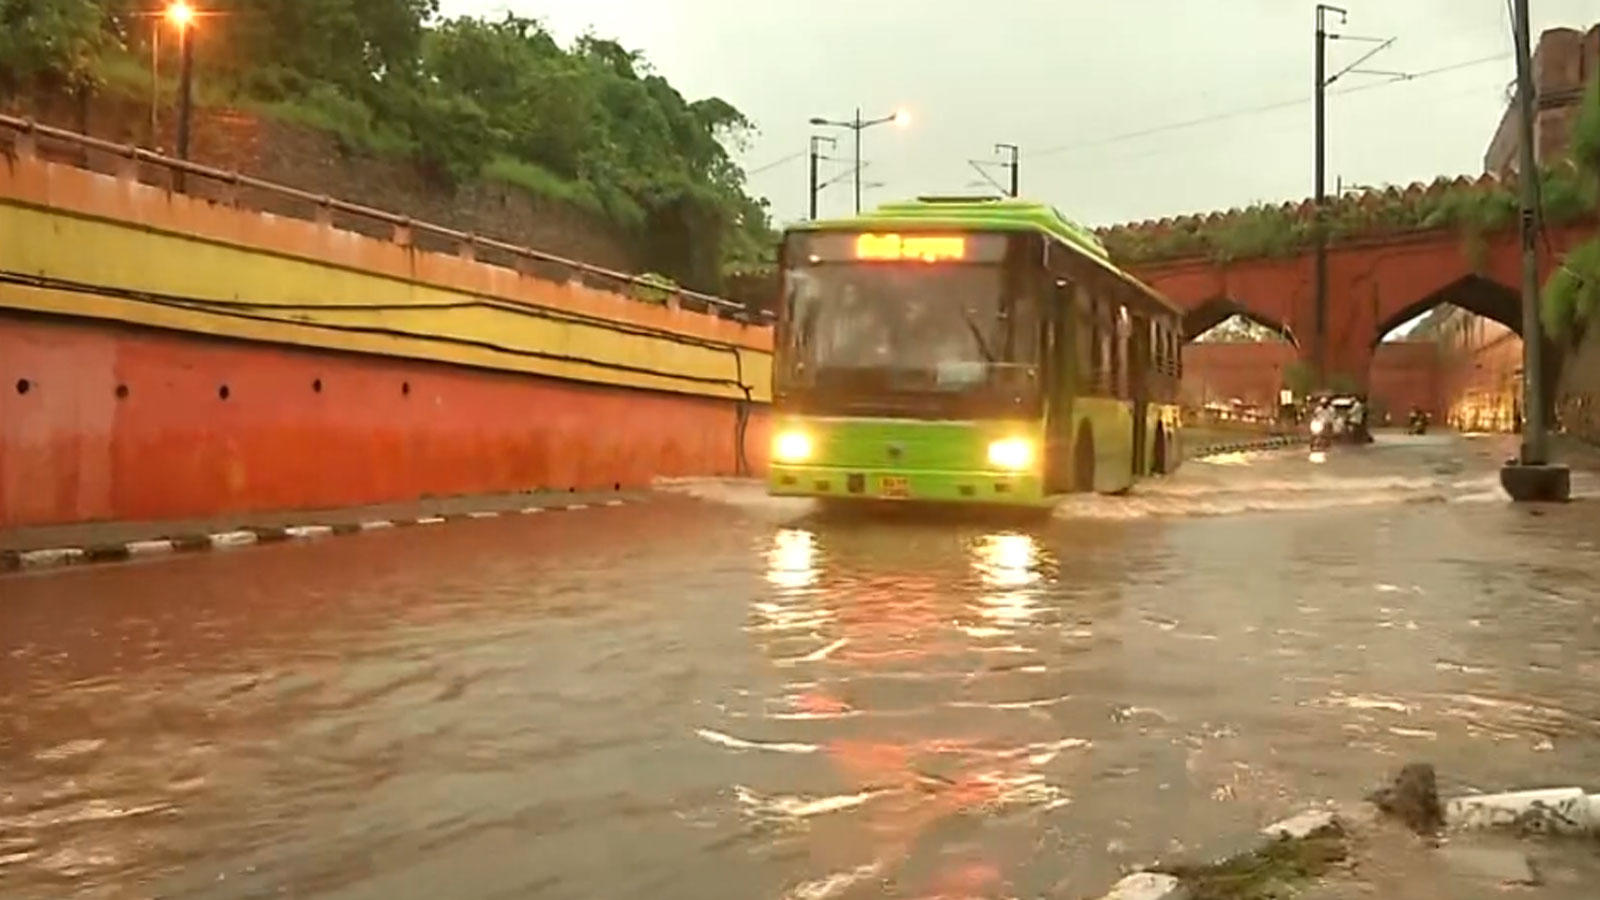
0 202 772 402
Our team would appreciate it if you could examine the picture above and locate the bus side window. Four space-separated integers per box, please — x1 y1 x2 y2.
1073 287 1096 393
1149 318 1161 378
1095 298 1113 395
1115 304 1130 399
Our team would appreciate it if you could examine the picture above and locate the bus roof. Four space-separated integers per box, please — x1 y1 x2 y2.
789 196 1182 316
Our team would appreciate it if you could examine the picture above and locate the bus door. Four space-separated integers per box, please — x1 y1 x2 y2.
1129 312 1151 475
1043 279 1074 493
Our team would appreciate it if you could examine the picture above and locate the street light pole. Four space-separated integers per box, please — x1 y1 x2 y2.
163 2 197 161
809 108 909 215
176 21 194 160
150 21 160 142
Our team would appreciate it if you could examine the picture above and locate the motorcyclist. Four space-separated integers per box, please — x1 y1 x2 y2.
1309 397 1335 447
1350 395 1372 443
1407 406 1429 435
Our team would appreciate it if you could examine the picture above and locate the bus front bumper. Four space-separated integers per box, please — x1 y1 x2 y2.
768 465 1049 506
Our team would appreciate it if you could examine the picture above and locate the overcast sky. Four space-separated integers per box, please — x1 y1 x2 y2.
438 1 1596 228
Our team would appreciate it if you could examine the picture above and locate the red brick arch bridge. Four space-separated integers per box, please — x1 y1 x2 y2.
1100 177 1595 401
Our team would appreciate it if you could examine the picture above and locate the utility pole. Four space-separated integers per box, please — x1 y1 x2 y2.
1314 4 1345 388
996 143 1019 197
807 135 835 220
1501 0 1570 501
967 144 1020 198
852 108 863 214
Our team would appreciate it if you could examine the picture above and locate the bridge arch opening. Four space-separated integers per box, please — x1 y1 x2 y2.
1180 298 1298 422
1183 298 1297 346
1367 275 1525 432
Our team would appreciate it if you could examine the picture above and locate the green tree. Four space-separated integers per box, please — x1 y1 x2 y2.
6 1 774 292
0 0 115 94
200 0 437 101
1542 77 1600 340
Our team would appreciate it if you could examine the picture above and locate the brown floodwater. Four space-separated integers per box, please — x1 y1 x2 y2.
3 433 1599 899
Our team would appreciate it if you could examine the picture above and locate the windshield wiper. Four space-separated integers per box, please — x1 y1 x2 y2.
962 310 996 363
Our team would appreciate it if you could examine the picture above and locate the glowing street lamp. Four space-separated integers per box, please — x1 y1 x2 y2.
165 1 194 28
809 107 911 214
166 2 197 161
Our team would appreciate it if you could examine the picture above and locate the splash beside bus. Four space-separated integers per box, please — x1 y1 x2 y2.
768 197 1184 507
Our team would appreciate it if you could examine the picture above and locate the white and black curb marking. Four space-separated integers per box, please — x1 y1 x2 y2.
1 499 635 574
1191 435 1306 458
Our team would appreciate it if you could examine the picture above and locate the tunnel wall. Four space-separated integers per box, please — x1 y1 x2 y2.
1438 319 1522 433
0 134 771 528
1179 342 1297 410
1558 320 1600 443
1368 342 1441 424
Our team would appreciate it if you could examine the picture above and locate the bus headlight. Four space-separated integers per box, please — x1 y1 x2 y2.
986 437 1035 471
773 430 813 463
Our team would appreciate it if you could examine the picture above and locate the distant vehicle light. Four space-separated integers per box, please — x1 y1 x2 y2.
774 430 813 463
987 437 1034 471
1310 420 1325 435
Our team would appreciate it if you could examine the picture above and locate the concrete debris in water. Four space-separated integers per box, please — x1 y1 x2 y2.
1099 872 1188 900
1260 809 1339 841
1366 762 1443 834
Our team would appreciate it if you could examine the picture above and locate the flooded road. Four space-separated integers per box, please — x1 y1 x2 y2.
4 433 1600 899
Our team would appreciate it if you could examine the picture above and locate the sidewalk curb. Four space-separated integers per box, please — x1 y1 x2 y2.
1445 787 1600 835
1 498 637 575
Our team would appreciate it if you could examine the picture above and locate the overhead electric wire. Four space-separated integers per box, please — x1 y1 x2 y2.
1029 53 1511 163
745 150 807 176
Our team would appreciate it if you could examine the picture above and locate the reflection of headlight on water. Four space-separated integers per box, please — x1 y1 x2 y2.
1308 450 1328 464
974 533 1039 588
768 529 817 588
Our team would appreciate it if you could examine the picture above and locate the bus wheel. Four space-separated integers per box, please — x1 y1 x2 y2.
1152 426 1168 475
1073 426 1096 493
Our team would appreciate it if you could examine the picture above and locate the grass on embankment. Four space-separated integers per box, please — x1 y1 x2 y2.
1158 828 1349 900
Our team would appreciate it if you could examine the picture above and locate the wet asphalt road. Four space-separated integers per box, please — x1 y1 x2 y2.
3 433 1599 899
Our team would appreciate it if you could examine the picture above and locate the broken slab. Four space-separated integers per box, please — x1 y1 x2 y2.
1098 872 1188 900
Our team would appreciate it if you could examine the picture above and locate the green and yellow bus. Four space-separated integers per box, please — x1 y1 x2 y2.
767 196 1184 507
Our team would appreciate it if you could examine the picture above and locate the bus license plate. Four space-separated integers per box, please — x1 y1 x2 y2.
880 475 909 498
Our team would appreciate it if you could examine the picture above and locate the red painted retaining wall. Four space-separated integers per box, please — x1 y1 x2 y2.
1 314 769 527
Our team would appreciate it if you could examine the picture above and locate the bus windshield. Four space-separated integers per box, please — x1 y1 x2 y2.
779 234 1037 411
